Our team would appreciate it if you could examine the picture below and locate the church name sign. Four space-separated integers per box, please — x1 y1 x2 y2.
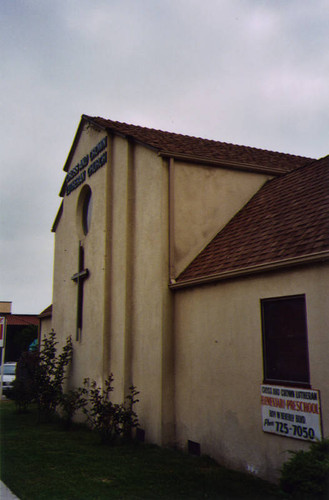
261 384 322 441
66 136 108 196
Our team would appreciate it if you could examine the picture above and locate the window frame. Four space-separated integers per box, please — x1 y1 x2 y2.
82 187 92 235
76 184 92 238
261 294 310 388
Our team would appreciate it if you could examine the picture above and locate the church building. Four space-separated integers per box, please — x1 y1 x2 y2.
49 114 329 481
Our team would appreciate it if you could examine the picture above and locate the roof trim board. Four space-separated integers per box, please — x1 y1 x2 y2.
159 151 288 176
51 201 63 233
170 250 329 289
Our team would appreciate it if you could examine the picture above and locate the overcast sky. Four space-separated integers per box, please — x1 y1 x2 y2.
1 0 329 314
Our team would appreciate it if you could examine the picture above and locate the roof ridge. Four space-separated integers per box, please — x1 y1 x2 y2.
84 115 315 162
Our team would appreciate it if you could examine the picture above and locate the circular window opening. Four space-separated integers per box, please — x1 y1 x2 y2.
77 185 92 237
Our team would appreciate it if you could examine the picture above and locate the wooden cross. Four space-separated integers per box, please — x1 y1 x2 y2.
71 242 89 341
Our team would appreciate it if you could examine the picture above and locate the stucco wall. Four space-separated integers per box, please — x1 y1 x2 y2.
52 123 108 388
53 127 174 443
132 146 174 444
105 134 131 396
171 161 271 277
107 139 172 444
173 263 329 481
39 316 52 339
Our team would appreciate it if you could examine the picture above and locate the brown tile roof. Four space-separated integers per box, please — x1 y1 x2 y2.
175 155 329 286
39 304 52 318
58 115 314 202
3 314 39 326
83 115 314 175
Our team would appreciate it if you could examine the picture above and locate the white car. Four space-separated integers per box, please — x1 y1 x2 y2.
1 362 17 395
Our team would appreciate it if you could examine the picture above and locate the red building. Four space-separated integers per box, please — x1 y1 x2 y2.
0 302 39 362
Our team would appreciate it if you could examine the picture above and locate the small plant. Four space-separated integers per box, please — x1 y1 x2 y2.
59 387 88 429
280 439 329 498
83 375 139 444
121 385 140 441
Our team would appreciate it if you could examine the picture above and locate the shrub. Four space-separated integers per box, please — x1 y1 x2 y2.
121 384 140 441
83 375 139 444
10 335 140 442
35 331 73 421
10 332 73 418
280 439 329 498
58 387 88 429
10 351 39 412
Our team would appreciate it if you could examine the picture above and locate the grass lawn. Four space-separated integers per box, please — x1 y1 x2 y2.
0 400 282 499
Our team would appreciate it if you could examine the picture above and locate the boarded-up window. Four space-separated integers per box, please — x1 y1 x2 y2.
261 295 310 386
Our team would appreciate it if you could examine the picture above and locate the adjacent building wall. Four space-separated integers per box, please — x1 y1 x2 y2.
0 302 12 314
39 314 52 339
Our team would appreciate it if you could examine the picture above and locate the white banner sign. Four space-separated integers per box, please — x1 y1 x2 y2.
0 317 5 348
261 384 322 441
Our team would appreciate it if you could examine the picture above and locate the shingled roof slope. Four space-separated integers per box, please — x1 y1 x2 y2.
176 155 329 285
3 314 39 326
84 115 314 175
39 304 52 318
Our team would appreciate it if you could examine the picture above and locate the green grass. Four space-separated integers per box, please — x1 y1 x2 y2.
1 400 281 499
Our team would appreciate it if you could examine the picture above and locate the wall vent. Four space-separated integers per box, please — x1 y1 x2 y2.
188 440 201 456
136 428 145 442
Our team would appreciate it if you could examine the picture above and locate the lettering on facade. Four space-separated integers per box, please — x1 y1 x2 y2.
66 136 108 196
261 384 322 442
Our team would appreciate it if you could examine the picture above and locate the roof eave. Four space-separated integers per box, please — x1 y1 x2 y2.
170 250 329 289
51 201 63 233
86 116 160 153
63 115 108 173
59 115 109 198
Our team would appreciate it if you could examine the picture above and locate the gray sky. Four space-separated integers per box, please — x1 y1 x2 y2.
1 0 329 314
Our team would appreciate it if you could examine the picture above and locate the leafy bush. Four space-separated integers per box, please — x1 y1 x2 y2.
35 331 73 421
83 374 139 444
10 351 39 412
11 331 73 420
10 334 140 442
120 384 140 441
58 387 88 429
280 439 329 498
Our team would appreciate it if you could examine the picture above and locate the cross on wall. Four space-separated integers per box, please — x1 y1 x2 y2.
71 242 89 341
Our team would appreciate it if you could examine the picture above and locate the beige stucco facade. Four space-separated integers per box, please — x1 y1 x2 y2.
52 123 108 390
170 161 271 277
50 117 327 482
173 263 329 481
39 315 52 339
